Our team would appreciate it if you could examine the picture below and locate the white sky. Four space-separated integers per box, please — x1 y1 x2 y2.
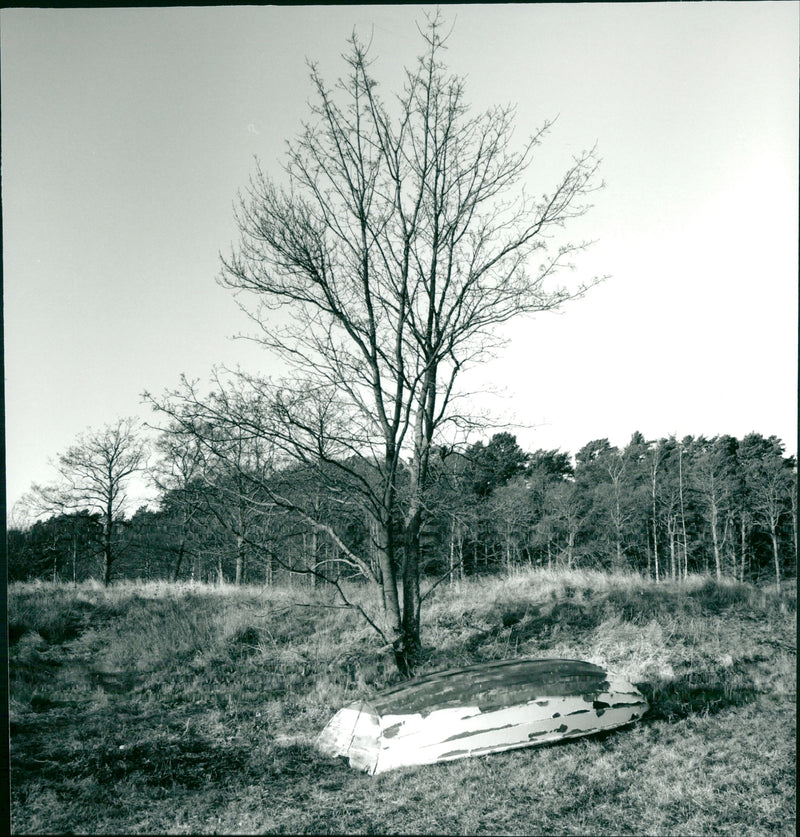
2 3 798 518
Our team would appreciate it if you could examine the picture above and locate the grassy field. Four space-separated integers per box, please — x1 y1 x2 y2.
8 569 796 835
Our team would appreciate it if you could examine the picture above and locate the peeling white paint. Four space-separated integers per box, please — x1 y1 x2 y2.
317 658 649 774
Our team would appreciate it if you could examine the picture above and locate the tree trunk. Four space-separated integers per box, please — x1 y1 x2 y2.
235 534 245 585
172 539 186 583
668 517 677 581
770 522 781 592
103 519 113 586
653 529 659 583
651 450 660 583
264 548 273 587
614 487 624 571
679 444 689 580
312 530 322 587
394 373 436 677
398 503 423 677
710 500 721 580
103 472 117 586
448 520 463 589
374 508 402 644
721 514 733 579
740 518 748 582
683 537 689 581
449 526 456 589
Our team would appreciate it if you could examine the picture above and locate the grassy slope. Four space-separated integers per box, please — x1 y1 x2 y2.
8 570 796 835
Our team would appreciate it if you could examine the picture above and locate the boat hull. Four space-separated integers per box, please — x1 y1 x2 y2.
317 658 648 774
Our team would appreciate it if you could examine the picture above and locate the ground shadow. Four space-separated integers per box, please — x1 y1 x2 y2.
635 676 763 722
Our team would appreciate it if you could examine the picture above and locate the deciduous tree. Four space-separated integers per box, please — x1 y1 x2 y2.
155 14 601 673
27 418 148 584
740 433 793 590
691 435 738 580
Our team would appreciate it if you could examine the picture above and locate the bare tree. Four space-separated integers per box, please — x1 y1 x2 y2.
151 422 208 582
489 477 534 572
546 481 584 569
740 434 793 591
157 14 601 673
691 436 737 580
28 418 148 585
649 440 662 582
604 454 628 571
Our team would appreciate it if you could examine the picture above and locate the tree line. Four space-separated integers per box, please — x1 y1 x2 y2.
10 423 796 595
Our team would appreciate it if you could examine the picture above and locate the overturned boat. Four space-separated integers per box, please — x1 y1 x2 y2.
317 657 648 774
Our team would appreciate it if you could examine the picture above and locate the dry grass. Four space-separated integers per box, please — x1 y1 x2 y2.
8 570 796 835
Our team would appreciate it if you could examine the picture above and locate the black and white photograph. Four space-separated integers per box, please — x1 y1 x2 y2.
3 3 797 834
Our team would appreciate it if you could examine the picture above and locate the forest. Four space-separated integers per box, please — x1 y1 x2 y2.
9 427 796 592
